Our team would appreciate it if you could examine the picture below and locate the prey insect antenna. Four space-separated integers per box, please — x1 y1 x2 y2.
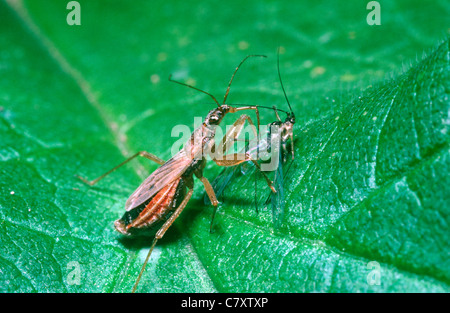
277 49 293 115
168 74 220 107
223 54 267 104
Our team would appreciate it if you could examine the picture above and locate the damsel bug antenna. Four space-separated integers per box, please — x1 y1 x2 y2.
168 74 221 107
256 105 290 115
277 49 294 116
223 54 267 104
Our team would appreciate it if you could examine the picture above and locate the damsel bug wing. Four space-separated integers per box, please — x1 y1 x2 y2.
271 150 285 228
204 166 238 205
125 149 192 211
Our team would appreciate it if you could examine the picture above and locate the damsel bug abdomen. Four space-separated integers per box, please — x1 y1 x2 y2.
114 178 187 236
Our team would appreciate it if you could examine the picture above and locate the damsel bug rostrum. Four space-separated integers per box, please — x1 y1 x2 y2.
206 52 295 229
77 55 276 292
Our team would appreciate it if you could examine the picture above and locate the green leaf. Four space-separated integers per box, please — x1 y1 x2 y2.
0 0 448 292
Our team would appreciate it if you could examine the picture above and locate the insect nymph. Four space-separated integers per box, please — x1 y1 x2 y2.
77 55 275 292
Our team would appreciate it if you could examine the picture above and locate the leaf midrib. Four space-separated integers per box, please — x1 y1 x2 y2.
6 0 217 292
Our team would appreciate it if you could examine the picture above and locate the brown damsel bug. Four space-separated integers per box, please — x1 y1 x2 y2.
77 55 276 292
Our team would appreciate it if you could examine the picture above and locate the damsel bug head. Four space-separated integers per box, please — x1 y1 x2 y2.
206 104 232 125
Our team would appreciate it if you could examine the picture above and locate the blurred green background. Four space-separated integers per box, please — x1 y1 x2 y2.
0 0 448 292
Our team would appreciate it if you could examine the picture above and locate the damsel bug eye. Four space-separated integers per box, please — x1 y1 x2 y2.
210 115 220 124
210 110 223 124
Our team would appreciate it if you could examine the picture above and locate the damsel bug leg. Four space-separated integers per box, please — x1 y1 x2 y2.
254 169 259 214
214 116 264 190
195 173 219 233
231 105 261 135
213 153 276 194
199 176 219 207
76 151 165 186
201 173 223 233
208 114 259 231
272 105 282 122
132 185 195 293
213 114 257 158
197 169 220 233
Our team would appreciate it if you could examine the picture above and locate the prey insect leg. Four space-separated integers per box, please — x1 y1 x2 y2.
76 151 165 186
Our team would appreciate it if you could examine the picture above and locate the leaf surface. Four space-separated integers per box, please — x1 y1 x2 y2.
0 0 448 292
